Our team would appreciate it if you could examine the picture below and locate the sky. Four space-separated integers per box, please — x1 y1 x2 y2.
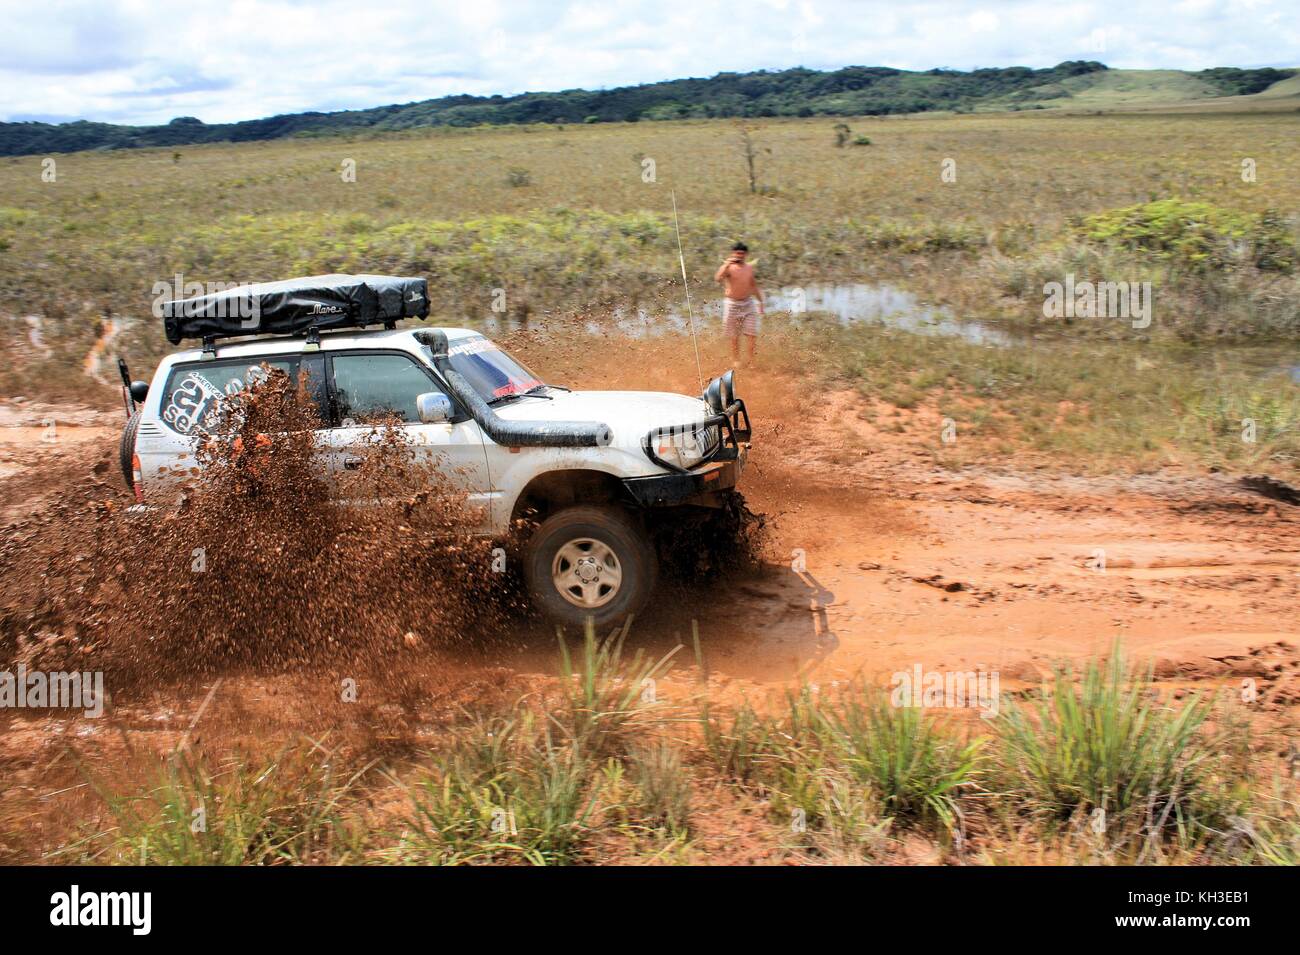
3 0 1297 125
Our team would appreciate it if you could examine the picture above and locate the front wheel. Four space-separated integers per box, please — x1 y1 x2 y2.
523 505 657 630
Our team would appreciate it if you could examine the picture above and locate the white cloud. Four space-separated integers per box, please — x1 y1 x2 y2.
2 0 1297 124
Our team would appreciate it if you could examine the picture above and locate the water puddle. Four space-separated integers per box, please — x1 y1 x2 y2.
587 283 1013 347
479 281 1297 384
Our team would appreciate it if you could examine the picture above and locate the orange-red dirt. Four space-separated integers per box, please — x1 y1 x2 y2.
0 327 1296 862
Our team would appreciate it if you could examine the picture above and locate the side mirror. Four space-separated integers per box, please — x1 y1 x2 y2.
129 380 150 403
416 392 453 423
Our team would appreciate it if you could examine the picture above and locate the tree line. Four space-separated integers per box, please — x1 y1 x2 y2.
2 63 1293 156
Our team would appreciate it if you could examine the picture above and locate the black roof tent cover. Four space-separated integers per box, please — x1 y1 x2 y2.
160 274 430 345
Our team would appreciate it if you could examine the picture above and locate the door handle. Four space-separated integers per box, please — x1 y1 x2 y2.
343 456 363 470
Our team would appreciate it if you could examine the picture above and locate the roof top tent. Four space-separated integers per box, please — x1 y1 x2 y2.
159 274 430 347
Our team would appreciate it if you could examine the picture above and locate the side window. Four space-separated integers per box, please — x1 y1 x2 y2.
299 354 328 423
330 352 440 425
159 357 295 435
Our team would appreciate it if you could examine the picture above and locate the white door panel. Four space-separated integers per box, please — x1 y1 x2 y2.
324 420 493 530
324 350 493 530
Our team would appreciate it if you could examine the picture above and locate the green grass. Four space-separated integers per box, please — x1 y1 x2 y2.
84 745 371 865
699 696 772 785
398 625 680 863
699 683 983 845
400 712 599 865
1021 69 1223 110
554 621 679 755
1229 781 1300 864
799 319 1300 478
627 743 692 835
3 110 1299 402
995 648 1244 856
813 686 984 833
54 641 1296 866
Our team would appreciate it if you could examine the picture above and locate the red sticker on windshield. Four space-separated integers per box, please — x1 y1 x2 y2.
492 379 543 398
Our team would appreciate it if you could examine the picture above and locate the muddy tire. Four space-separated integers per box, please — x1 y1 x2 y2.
119 411 141 490
524 505 657 630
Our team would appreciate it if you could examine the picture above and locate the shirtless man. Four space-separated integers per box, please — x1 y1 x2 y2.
714 241 764 366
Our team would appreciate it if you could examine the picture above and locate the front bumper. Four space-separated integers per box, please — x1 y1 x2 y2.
626 394 752 507
622 449 747 507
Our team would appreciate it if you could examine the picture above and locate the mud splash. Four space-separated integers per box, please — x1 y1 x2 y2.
653 490 770 584
0 370 520 692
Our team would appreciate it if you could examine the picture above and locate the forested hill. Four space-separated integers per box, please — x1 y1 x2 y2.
2 62 1293 156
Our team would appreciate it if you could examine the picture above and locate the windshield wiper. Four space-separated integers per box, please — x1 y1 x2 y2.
487 384 558 406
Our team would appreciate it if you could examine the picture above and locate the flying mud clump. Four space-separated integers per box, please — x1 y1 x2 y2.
0 369 518 690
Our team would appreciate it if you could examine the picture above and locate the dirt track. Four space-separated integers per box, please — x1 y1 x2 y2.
1 331 1297 861
511 328 1300 690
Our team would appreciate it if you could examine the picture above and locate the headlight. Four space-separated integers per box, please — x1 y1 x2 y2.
654 423 720 469
705 377 724 413
704 370 737 413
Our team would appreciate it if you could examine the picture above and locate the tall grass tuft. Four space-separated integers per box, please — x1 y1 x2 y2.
753 684 981 843
814 685 984 834
554 621 677 754
1231 781 1300 865
996 648 1239 849
91 745 369 865
402 712 599 865
699 696 773 784
628 743 692 835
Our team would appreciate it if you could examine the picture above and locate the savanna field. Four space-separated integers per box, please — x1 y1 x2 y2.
1 107 1299 866
1 109 1297 475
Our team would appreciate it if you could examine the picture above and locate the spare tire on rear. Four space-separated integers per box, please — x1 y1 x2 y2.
119 411 141 490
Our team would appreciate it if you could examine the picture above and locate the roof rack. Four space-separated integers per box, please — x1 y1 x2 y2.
160 274 429 346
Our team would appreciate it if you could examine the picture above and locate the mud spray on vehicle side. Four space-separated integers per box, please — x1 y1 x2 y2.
0 371 520 689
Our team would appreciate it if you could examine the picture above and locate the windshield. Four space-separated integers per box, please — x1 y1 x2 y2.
446 335 546 402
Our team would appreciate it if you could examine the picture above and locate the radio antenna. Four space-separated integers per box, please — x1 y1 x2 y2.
670 189 704 392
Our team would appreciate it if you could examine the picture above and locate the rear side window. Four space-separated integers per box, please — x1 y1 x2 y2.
331 352 439 424
159 356 315 435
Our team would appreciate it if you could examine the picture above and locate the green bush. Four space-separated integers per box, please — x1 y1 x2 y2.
1080 199 1296 273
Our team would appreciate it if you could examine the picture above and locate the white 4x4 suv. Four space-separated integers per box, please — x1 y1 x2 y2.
120 274 751 628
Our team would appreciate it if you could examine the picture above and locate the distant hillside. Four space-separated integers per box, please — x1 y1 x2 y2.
2 62 1294 156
